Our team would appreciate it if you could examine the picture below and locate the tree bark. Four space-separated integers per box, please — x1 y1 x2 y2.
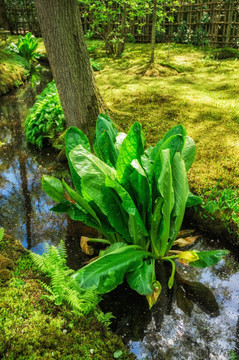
34 0 105 133
150 0 157 64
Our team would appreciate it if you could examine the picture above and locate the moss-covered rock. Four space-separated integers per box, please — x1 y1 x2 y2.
0 49 30 95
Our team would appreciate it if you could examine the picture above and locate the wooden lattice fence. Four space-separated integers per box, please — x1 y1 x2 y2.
3 0 239 48
127 0 239 47
4 0 41 36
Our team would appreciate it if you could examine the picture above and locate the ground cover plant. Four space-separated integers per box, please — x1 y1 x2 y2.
0 231 134 360
25 81 66 148
42 114 228 308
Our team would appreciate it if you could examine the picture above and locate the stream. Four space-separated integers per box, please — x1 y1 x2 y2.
0 68 238 360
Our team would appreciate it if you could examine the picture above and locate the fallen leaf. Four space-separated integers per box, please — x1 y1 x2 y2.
80 236 94 255
174 236 199 247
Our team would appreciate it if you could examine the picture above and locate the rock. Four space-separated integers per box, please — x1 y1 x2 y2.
0 269 12 281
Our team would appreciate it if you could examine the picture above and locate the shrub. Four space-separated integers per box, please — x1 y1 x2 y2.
42 114 229 308
25 81 66 149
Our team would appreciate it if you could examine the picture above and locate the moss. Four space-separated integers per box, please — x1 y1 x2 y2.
0 233 135 360
0 49 30 95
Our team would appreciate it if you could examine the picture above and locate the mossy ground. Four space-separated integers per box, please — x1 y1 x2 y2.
0 48 30 95
86 40 239 239
89 41 239 193
0 234 135 360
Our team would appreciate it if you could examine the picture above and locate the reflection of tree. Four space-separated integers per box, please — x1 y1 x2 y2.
236 313 239 357
0 67 68 251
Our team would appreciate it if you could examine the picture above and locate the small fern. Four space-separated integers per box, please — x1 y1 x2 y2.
30 241 99 315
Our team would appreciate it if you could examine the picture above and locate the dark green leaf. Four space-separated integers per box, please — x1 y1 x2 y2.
127 259 154 295
186 192 203 207
72 245 152 294
190 250 229 268
105 176 148 247
65 126 90 158
42 175 64 202
163 124 187 141
62 179 101 225
129 159 152 226
116 122 145 189
167 152 188 253
69 145 116 211
155 149 174 257
182 136 196 172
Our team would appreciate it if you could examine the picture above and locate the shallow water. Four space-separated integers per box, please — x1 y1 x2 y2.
0 69 238 360
0 67 68 253
101 237 239 359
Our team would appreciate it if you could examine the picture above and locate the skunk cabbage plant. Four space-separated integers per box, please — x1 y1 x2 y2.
42 114 228 307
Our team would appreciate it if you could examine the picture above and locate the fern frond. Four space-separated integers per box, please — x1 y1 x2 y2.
30 241 100 315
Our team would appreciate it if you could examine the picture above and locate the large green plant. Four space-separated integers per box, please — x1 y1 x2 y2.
42 114 228 307
8 32 40 63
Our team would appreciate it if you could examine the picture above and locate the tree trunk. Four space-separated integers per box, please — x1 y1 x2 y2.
34 0 105 133
116 7 127 57
150 0 157 64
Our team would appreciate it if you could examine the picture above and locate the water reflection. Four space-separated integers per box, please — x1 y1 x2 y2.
101 245 239 359
0 67 67 253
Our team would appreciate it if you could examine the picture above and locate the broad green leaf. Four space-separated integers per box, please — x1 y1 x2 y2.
101 242 128 257
102 185 132 243
127 259 154 295
115 132 126 152
96 130 118 167
153 135 184 203
186 192 203 207
62 179 101 225
65 126 91 195
95 114 118 144
50 198 71 212
42 175 64 202
72 245 152 294
159 134 185 165
156 149 174 257
94 114 118 167
150 197 163 256
116 122 145 189
190 250 229 268
129 159 152 226
182 136 196 171
141 154 154 182
163 124 187 141
65 126 90 158
69 145 116 212
150 125 186 161
166 152 189 254
105 176 148 247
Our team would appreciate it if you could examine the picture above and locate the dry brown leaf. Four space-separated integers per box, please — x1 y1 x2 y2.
174 236 199 247
80 236 94 255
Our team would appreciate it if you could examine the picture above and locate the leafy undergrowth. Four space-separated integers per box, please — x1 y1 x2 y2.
0 49 30 95
0 233 135 360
